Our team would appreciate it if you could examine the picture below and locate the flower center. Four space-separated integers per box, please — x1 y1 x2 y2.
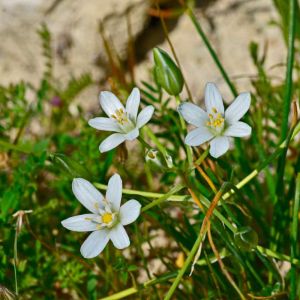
111 108 129 125
206 107 224 130
102 212 113 224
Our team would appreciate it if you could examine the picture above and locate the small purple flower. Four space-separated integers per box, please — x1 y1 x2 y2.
50 96 62 107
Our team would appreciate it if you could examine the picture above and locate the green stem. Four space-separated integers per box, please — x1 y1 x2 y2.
256 246 300 266
163 232 204 300
99 272 178 300
143 126 168 157
272 0 297 270
186 7 237 97
175 94 193 167
280 0 296 140
138 136 152 150
141 184 185 212
222 136 290 201
13 230 19 296
290 173 300 299
93 182 189 202
193 149 209 167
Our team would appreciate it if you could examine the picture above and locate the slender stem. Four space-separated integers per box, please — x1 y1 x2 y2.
193 149 209 167
164 184 227 300
290 173 300 299
207 224 246 300
163 231 204 300
138 136 152 150
222 137 290 201
141 184 185 212
99 248 231 300
195 164 217 193
256 246 300 266
13 230 19 295
186 7 237 97
272 0 297 266
93 182 189 202
280 0 296 140
99 272 178 300
175 94 193 166
143 126 168 157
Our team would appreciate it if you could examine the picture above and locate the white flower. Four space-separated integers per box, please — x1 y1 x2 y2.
61 174 141 259
89 87 154 153
178 82 251 158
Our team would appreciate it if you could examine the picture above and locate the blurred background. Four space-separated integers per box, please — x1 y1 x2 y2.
0 0 286 108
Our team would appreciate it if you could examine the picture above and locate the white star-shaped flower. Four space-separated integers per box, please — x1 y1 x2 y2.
89 87 154 153
61 174 141 259
178 82 251 158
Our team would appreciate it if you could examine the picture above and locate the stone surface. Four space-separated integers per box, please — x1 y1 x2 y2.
0 0 149 86
0 0 287 107
135 0 286 103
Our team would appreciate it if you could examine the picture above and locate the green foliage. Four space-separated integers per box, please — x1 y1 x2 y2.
37 23 53 81
0 3 300 300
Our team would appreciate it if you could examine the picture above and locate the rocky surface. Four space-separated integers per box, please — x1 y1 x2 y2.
0 0 286 105
136 0 286 102
0 0 149 86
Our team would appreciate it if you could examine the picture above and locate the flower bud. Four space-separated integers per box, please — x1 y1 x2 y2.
145 149 173 170
153 47 184 96
145 149 162 170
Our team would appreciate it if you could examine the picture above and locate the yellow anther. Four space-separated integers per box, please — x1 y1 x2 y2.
206 108 224 129
111 109 128 125
102 212 113 224
148 151 156 159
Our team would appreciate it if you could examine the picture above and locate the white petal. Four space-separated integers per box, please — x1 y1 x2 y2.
99 91 124 117
224 121 252 137
88 117 121 132
106 174 122 211
185 126 214 146
205 82 224 114
177 102 208 127
209 136 229 158
80 230 110 258
225 92 251 124
72 178 104 213
61 214 98 232
136 105 154 128
120 200 141 225
126 87 140 122
99 133 125 153
110 223 130 249
124 128 139 141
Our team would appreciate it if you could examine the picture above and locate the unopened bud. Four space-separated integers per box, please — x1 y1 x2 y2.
153 47 184 96
145 149 173 170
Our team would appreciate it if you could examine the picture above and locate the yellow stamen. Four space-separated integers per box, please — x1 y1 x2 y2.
102 212 113 224
111 108 128 125
206 107 224 129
